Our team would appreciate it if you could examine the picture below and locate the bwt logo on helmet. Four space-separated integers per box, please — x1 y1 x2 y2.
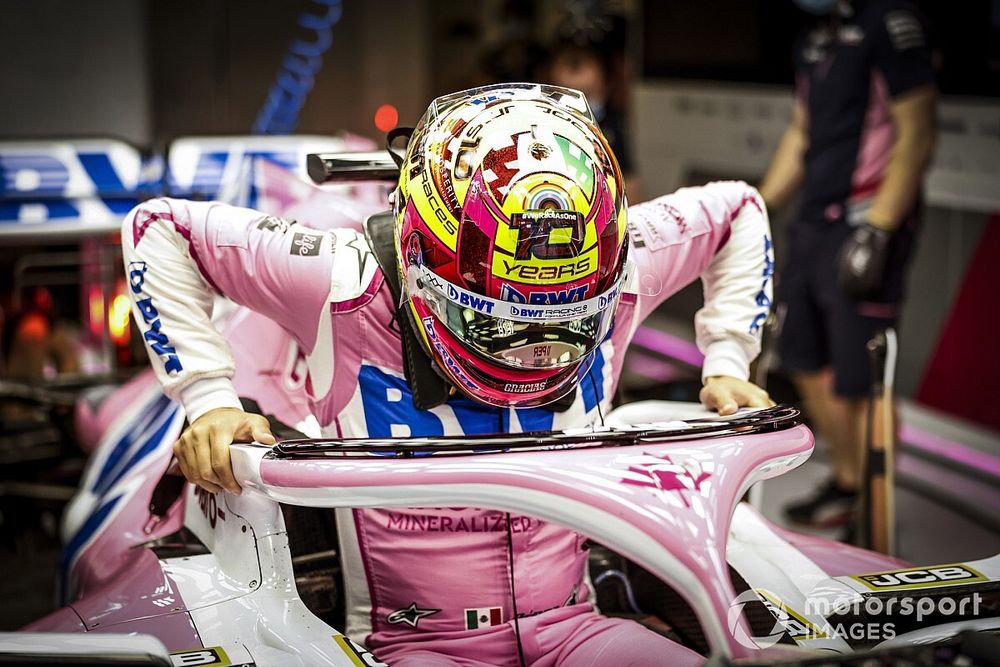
501 284 587 305
128 262 183 375
598 283 625 310
510 304 588 319
446 284 494 315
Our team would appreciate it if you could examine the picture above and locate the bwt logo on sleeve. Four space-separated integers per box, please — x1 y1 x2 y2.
129 261 183 375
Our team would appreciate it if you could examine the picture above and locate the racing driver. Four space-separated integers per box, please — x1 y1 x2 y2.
123 83 775 666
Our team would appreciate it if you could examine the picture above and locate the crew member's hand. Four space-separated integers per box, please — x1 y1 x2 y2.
837 222 892 300
700 376 775 416
173 408 276 495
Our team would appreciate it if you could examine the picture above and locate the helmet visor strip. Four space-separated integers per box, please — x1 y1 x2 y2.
408 263 629 370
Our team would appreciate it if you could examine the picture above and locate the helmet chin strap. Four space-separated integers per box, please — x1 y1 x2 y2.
365 211 452 410
385 126 414 169
548 380 578 412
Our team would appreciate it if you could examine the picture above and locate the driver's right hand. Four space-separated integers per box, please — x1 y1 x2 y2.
173 407 276 495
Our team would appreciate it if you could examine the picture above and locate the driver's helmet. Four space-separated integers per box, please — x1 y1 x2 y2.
394 83 629 407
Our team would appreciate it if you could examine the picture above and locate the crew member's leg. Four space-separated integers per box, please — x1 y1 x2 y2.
824 237 909 541
778 226 859 526
793 368 867 491
788 217 916 534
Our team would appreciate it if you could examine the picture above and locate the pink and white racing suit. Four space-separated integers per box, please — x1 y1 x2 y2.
122 181 772 666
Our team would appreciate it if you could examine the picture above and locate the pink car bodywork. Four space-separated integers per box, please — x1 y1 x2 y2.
34 383 918 665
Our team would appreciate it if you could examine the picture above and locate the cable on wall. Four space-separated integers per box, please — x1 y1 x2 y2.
252 0 343 135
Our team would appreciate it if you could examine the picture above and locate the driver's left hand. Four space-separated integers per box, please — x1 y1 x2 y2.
700 375 775 416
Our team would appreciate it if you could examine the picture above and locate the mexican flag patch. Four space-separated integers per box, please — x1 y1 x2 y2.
465 607 503 629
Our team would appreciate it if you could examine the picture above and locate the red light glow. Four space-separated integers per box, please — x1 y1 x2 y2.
108 294 132 345
374 104 399 133
88 288 104 339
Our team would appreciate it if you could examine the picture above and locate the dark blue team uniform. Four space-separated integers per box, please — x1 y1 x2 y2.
778 0 935 396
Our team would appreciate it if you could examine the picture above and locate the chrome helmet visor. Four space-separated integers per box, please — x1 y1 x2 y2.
408 263 628 370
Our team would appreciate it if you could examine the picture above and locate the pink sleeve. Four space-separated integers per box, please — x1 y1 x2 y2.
628 182 773 381
123 197 334 418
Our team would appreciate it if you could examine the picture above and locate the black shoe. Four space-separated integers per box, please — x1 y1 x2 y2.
784 479 858 529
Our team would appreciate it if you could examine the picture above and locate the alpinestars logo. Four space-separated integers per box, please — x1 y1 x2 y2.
386 602 440 628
